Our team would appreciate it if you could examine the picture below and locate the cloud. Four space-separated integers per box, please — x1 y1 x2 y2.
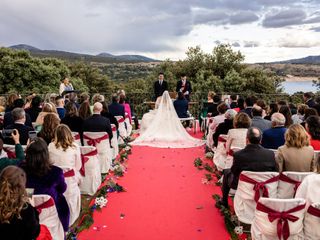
310 26 320 32
262 9 307 28
232 42 241 47
243 41 260 48
277 33 320 48
229 12 259 24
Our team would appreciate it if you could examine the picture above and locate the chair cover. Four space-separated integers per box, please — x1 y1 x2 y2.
251 197 305 240
71 132 82 146
115 116 127 141
278 172 315 199
304 203 320 240
125 112 132 136
62 168 81 226
111 124 119 159
234 171 279 224
32 194 64 240
3 144 27 158
213 135 228 170
295 174 320 209
83 131 112 173
79 146 101 196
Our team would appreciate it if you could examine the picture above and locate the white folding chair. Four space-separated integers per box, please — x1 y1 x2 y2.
83 131 112 173
179 116 196 133
63 168 81 226
295 174 320 209
79 146 101 196
125 112 132 136
111 124 119 159
234 171 279 224
71 132 81 146
115 116 127 142
251 197 306 240
278 172 315 199
304 203 320 240
33 194 64 240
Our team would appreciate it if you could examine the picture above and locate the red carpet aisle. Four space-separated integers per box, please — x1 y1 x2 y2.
78 143 229 240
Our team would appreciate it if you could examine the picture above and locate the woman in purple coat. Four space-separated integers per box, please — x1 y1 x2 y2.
20 138 70 231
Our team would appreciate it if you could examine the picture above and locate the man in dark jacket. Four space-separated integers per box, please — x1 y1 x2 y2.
3 99 33 128
220 127 277 207
173 92 189 118
108 94 125 118
154 72 168 99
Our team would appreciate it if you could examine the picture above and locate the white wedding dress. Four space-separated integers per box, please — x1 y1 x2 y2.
132 91 205 148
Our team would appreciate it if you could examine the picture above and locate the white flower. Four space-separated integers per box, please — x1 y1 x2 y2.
125 146 131 151
234 226 243 235
95 196 108 208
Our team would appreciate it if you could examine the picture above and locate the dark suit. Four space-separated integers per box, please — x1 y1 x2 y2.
108 103 125 118
4 123 34 145
221 144 276 206
230 102 238 109
82 114 113 144
176 80 192 101
212 119 234 147
25 107 42 122
306 99 316 108
261 127 286 149
3 112 33 128
173 99 189 118
154 80 168 99
240 107 253 118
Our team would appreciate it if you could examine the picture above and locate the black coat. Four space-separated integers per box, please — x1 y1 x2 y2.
82 114 113 141
4 123 34 145
25 107 42 122
176 80 192 101
154 80 168 99
3 112 33 128
240 107 253 118
213 119 234 147
230 144 277 189
108 103 125 118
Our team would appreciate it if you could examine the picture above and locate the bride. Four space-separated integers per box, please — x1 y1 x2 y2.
132 91 205 148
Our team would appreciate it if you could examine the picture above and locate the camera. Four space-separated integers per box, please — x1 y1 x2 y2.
2 129 15 139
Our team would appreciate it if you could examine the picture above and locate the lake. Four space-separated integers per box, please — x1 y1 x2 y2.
281 81 318 94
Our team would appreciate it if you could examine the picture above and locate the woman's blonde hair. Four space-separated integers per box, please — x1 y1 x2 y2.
285 124 310 148
0 166 28 224
54 124 75 151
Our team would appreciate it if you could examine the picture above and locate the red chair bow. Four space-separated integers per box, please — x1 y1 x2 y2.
307 205 320 217
35 197 55 214
239 174 279 202
117 117 125 123
256 202 305 240
80 149 98 176
279 173 301 196
218 136 227 143
112 126 116 132
83 134 109 147
3 147 16 159
64 169 75 178
73 133 80 140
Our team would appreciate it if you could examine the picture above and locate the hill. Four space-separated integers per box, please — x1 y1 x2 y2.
269 55 320 64
8 44 158 63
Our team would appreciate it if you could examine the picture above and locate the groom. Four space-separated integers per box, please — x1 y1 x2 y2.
154 72 168 100
176 74 192 101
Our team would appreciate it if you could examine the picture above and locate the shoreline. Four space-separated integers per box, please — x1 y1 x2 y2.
284 75 318 82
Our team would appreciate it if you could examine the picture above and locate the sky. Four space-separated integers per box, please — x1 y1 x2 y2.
1 0 320 63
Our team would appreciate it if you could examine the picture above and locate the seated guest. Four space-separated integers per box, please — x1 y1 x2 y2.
276 124 314 172
240 97 254 118
78 101 92 120
82 102 113 143
278 100 288 108
4 108 33 145
37 113 60 145
3 99 33 128
261 113 287 149
61 102 84 134
305 116 320 150
229 94 238 109
289 103 297 115
108 94 125 118
21 138 69 231
251 105 271 132
119 94 132 122
220 127 276 207
101 102 118 129
55 96 65 119
303 92 316 108
255 99 268 118
279 105 293 127
237 97 245 111
292 104 307 124
4 93 18 113
25 96 42 122
91 94 104 112
48 124 81 178
0 166 40 239
35 102 58 127
79 92 90 104
213 109 237 147
0 130 24 172
226 112 252 151
301 108 318 128
264 103 278 121
174 92 189 118
207 94 222 117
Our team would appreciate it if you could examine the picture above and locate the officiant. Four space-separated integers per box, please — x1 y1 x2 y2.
176 74 192 101
59 77 74 95
154 72 168 100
